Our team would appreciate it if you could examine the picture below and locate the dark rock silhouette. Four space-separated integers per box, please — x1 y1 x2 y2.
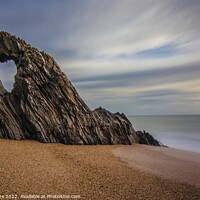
136 130 164 146
0 31 161 146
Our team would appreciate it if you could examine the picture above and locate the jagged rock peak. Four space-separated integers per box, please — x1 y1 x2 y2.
0 31 162 146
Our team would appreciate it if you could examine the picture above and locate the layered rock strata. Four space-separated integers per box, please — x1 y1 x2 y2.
0 31 161 146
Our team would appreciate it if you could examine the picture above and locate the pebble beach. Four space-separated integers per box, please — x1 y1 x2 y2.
0 139 200 200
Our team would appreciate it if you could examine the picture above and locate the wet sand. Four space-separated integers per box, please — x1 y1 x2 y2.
0 139 200 200
113 145 200 187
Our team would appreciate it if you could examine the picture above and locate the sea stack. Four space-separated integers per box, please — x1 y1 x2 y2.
0 31 160 145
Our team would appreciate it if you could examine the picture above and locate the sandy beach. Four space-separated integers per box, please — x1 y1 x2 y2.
0 139 200 200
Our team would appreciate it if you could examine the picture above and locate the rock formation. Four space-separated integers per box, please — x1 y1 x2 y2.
136 131 164 146
0 80 7 95
0 31 161 146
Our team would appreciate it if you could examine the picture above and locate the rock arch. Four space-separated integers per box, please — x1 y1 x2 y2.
0 31 139 144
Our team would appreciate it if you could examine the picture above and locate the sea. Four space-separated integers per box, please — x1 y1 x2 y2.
128 115 200 153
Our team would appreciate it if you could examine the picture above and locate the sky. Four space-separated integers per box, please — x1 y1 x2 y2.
0 0 200 115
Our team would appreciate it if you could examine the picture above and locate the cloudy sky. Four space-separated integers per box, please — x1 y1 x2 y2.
0 0 200 115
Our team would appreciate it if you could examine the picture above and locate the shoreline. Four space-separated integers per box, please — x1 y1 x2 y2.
112 144 200 188
0 139 200 199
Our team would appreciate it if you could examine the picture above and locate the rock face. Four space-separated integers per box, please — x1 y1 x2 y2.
0 80 7 95
0 31 161 146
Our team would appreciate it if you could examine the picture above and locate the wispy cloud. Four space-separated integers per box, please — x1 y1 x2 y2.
73 63 200 88
0 0 200 114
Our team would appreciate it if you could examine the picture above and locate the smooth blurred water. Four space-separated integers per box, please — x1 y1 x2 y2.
128 115 200 153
